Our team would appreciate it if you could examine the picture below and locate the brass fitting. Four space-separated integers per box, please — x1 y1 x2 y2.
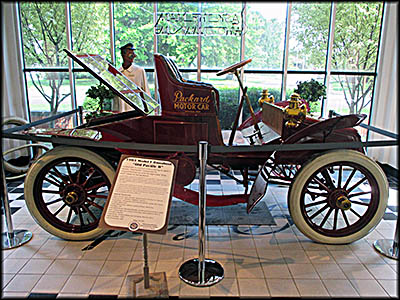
258 89 274 107
283 93 307 128
336 195 351 210
65 191 78 205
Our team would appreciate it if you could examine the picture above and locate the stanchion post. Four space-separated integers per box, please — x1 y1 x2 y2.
1 156 32 249
178 141 224 287
198 141 207 283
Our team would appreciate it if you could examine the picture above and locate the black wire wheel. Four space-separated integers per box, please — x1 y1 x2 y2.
24 146 115 240
270 164 300 184
288 150 388 244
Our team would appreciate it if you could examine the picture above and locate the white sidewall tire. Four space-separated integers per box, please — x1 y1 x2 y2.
288 150 388 244
24 146 115 240
2 117 37 174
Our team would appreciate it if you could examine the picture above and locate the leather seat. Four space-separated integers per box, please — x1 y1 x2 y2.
154 54 220 117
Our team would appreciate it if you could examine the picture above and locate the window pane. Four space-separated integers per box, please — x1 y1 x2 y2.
246 3 287 70
202 73 238 90
146 71 156 99
71 2 111 61
26 72 73 129
245 73 283 102
201 2 242 68
155 2 200 68
74 73 99 109
158 35 198 68
332 2 383 72
327 75 374 117
289 3 331 71
287 74 325 115
244 74 283 123
20 2 68 68
114 2 154 67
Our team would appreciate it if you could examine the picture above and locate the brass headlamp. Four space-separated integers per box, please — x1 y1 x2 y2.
283 93 307 128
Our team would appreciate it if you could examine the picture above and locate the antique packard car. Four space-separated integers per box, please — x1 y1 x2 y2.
21 49 388 244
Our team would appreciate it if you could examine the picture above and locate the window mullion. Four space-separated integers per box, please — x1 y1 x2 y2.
322 2 336 118
281 2 292 102
109 2 116 65
197 2 202 81
65 2 77 125
238 2 247 125
153 2 159 103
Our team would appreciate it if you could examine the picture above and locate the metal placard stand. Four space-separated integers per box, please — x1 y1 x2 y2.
128 233 168 298
373 216 399 260
1 156 32 249
179 141 224 287
99 155 177 297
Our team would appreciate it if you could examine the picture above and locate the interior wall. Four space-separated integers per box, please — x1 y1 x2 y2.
368 2 398 169
1 2 29 159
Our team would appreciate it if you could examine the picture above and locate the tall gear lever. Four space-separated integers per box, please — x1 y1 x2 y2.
216 58 262 146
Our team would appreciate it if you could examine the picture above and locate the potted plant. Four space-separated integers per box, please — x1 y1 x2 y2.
83 84 115 121
294 79 326 115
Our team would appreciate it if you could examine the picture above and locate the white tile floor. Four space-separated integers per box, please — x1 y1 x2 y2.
1 178 398 298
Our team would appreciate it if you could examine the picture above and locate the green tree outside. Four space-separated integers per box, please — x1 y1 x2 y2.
291 2 383 114
19 2 383 120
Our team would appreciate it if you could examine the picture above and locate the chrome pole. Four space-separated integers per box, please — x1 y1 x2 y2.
198 141 207 283
178 141 224 287
2 157 14 238
1 155 32 249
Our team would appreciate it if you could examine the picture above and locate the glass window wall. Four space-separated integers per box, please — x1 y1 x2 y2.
18 2 384 130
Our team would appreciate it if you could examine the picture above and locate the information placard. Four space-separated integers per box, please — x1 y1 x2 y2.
99 155 177 234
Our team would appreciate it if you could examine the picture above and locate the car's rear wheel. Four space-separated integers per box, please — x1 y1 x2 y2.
288 150 388 244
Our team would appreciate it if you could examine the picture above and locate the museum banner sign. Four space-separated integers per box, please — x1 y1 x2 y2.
154 12 243 36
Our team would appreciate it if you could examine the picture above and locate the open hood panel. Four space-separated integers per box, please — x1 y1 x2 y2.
64 49 159 116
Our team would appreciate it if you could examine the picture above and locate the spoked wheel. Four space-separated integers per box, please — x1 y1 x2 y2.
288 150 388 244
24 146 115 240
270 164 300 184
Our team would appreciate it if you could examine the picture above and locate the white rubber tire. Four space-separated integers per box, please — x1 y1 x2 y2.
24 146 115 240
288 150 388 244
2 116 37 174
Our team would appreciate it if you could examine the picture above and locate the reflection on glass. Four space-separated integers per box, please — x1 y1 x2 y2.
20 2 68 68
26 72 73 129
327 75 374 117
332 2 383 72
289 3 330 71
246 2 287 70
71 2 111 62
114 2 154 67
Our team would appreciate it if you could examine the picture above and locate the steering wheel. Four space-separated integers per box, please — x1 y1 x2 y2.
216 58 252 76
